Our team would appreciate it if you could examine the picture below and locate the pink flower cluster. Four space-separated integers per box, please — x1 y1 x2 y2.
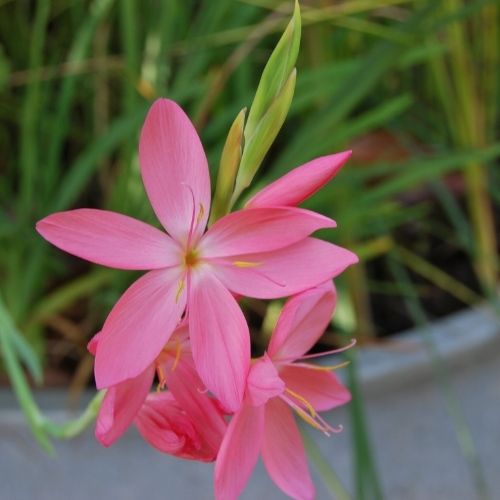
37 99 358 499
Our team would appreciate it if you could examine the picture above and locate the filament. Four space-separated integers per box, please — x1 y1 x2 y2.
281 388 343 435
175 279 185 303
292 360 351 372
170 341 182 372
197 203 205 225
181 183 198 249
296 339 356 361
156 364 167 392
285 388 317 418
209 258 286 287
281 393 330 435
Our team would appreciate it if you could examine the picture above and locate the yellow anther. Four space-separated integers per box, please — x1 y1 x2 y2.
170 342 182 372
233 260 260 268
175 279 185 303
304 361 350 371
285 391 331 435
285 388 317 418
293 405 325 433
156 365 166 392
197 203 205 224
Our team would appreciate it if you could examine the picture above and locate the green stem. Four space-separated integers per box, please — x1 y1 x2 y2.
19 0 50 219
120 0 140 96
346 350 384 500
44 0 114 198
42 392 105 439
388 250 491 500
301 428 352 500
0 295 53 453
442 0 498 294
0 294 103 453
26 268 114 328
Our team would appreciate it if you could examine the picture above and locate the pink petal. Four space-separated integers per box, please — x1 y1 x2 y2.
189 270 250 412
135 393 192 457
246 151 351 208
36 209 181 270
246 354 285 407
213 238 358 299
166 322 189 346
261 398 315 500
268 282 336 361
199 207 335 258
139 99 211 245
135 392 216 461
87 332 100 356
215 403 265 500
280 365 351 412
94 267 186 389
165 350 227 454
95 364 154 447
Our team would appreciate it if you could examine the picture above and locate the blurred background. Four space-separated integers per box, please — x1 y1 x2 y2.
0 1 499 499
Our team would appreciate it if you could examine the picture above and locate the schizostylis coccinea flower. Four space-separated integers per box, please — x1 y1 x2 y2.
88 325 226 460
36 98 357 411
215 282 353 500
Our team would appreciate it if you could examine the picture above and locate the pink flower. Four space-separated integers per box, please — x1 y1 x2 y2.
245 150 351 209
215 282 352 500
135 391 223 461
90 325 226 460
36 98 357 411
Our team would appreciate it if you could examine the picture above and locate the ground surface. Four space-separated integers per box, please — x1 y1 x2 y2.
1 308 499 500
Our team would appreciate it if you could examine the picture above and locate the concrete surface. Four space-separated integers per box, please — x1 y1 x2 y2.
1 306 499 500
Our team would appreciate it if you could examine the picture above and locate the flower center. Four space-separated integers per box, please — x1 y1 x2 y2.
183 248 199 268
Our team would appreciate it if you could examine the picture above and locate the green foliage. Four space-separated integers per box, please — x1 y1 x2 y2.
233 68 296 202
211 107 246 222
232 0 301 202
0 294 104 453
244 0 301 138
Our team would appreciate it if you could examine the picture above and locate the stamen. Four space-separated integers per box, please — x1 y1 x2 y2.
181 183 197 248
292 360 351 372
281 393 329 435
175 279 185 303
296 339 357 361
285 388 317 418
197 203 205 225
156 364 167 392
170 341 182 372
233 260 261 268
206 257 285 287
282 388 342 435
184 272 192 319
292 405 325 432
315 412 343 434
